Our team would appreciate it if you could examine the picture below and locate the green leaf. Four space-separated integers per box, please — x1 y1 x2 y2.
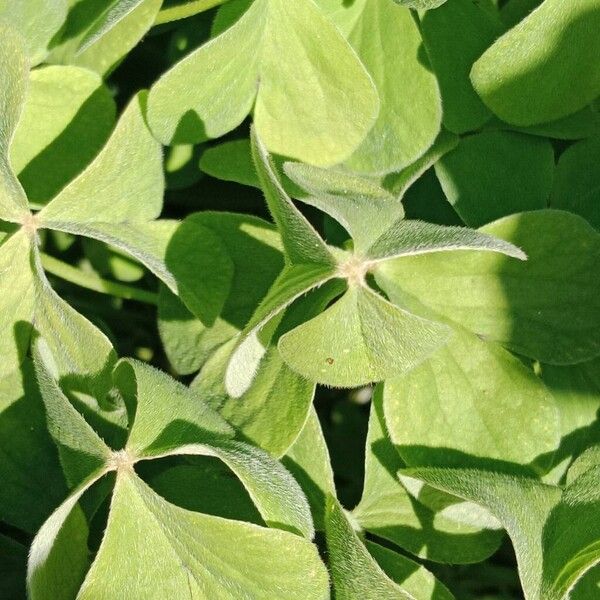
353 389 504 564
0 0 67 65
159 212 284 375
49 0 162 76
28 471 105 600
33 341 113 485
10 65 116 204
326 495 455 599
200 139 260 188
381 322 560 471
155 0 229 25
366 541 455 600
251 128 334 266
435 131 555 227
408 465 600 599
77 470 329 599
540 358 600 481
279 284 451 388
283 407 336 530
147 0 379 167
375 210 600 365
471 0 600 126
77 0 147 53
0 362 67 533
335 0 442 174
551 134 600 230
420 0 504 133
0 534 26 600
117 358 235 458
0 26 30 223
224 262 336 397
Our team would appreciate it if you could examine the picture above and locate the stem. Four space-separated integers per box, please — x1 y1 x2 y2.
40 253 158 306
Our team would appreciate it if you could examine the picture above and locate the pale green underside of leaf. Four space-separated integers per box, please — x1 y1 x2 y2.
10 65 116 204
408 465 600 599
77 470 329 600
382 322 560 471
375 210 600 365
471 0 600 126
353 390 503 564
147 0 379 167
435 130 554 227
339 0 442 175
0 0 67 65
0 26 30 222
279 284 451 388
48 0 162 76
551 134 600 230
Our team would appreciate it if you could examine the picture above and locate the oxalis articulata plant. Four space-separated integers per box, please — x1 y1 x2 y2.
0 0 599 599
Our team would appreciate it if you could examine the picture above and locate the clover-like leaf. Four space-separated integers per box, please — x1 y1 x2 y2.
29 351 328 599
0 0 67 65
375 210 600 365
147 0 379 167
408 465 600 599
352 388 504 564
319 0 442 174
435 130 555 227
227 133 525 392
471 0 600 126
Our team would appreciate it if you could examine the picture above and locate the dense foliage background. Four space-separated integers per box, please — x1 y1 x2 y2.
1 0 599 598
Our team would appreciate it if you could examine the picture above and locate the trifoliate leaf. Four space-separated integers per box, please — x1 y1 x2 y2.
471 0 600 126
375 210 600 365
551 134 600 230
352 389 504 564
420 0 504 133
279 284 450 387
10 65 116 204
435 131 554 227
147 0 379 167
76 470 329 599
0 0 67 65
408 465 600 599
381 322 560 471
